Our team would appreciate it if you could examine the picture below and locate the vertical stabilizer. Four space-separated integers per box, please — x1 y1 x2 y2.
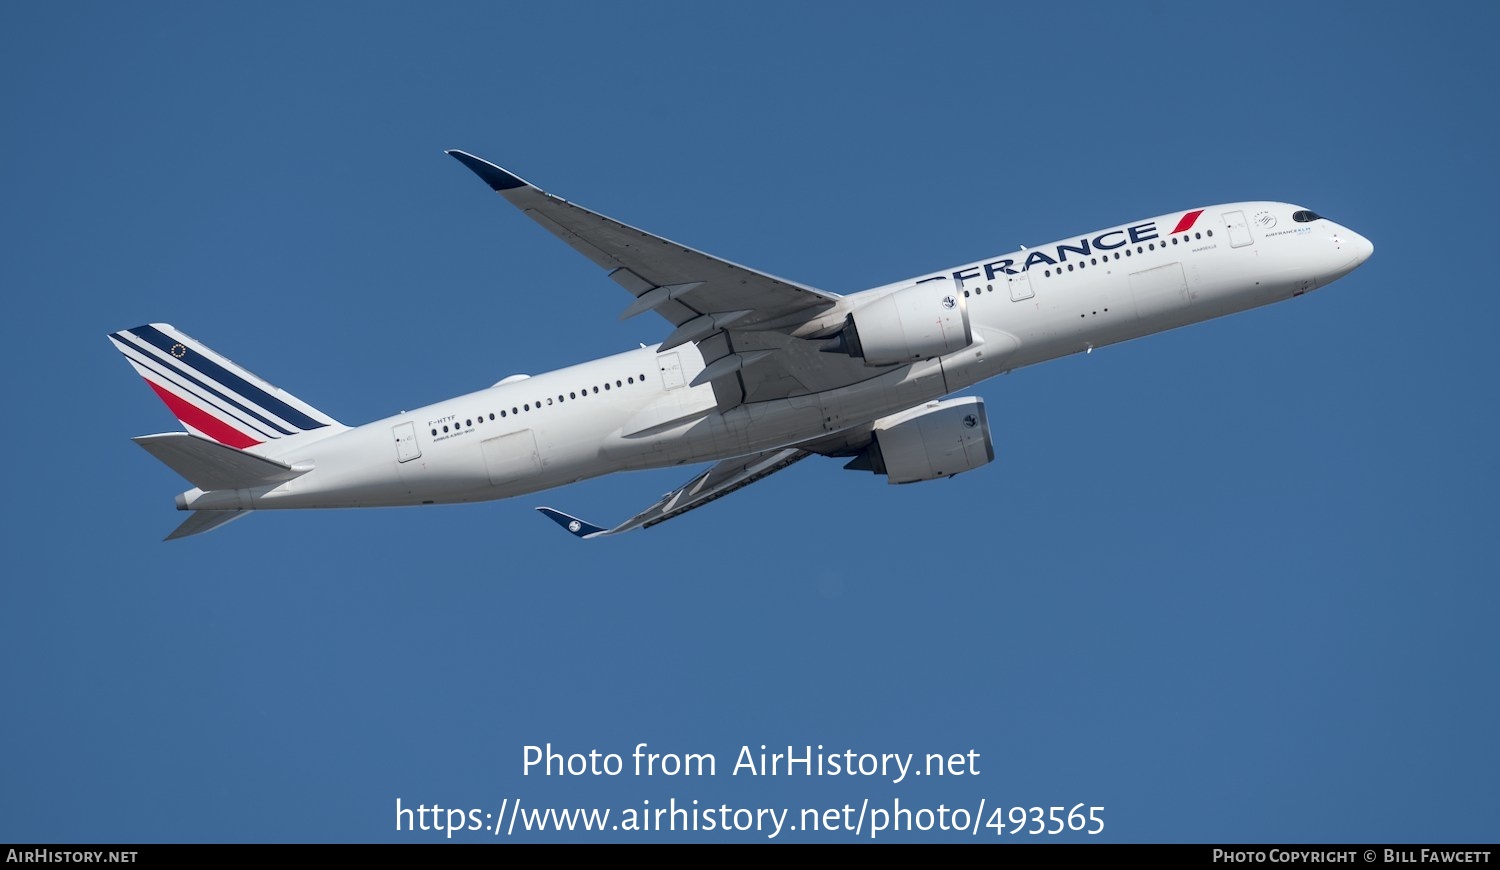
108 323 341 449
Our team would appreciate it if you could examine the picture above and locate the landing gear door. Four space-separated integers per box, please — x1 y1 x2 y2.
393 421 421 463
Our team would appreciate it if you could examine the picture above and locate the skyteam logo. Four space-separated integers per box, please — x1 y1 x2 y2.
942 295 957 310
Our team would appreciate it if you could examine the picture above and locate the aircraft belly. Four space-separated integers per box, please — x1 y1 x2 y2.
937 325 1020 393
1172 249 1307 320
815 359 946 433
598 357 963 472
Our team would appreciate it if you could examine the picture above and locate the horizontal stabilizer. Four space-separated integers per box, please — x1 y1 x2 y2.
165 509 250 541
134 432 309 491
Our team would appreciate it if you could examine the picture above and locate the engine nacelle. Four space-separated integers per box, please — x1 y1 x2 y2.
822 279 972 366
844 397 994 484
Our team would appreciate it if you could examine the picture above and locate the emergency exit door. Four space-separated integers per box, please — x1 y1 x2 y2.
1223 210 1254 248
393 422 421 463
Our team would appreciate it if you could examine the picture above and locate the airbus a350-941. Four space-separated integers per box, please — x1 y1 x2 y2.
109 151 1373 539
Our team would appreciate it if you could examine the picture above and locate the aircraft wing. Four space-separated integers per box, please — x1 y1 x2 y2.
449 150 870 407
537 447 810 539
447 150 840 330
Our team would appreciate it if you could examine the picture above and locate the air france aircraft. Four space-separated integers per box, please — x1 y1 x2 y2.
109 150 1374 539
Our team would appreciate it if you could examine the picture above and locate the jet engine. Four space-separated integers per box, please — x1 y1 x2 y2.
820 278 972 366
843 397 994 484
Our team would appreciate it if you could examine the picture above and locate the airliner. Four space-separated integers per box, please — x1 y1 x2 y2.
109 150 1374 539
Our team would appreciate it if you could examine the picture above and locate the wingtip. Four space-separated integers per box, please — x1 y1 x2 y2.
447 149 528 192
536 507 607 539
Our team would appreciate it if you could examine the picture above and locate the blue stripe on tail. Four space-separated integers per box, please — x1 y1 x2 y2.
121 325 328 432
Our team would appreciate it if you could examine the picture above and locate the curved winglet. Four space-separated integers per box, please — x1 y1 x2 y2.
446 150 529 191
536 507 609 540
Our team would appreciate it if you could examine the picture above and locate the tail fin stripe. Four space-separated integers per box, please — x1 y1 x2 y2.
123 325 330 431
144 381 262 448
113 335 296 438
134 363 282 441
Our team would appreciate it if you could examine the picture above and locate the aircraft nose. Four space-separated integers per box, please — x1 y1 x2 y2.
1315 224 1373 286
1330 225 1373 274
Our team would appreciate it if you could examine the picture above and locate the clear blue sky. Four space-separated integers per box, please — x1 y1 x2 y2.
3 2 1495 844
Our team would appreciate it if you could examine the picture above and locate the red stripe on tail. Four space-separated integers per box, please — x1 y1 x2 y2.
145 380 262 449
1171 209 1204 234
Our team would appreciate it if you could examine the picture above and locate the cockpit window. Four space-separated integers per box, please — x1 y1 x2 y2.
1292 210 1323 223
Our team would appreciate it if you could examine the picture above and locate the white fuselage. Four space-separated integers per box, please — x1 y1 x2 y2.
183 202 1371 511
